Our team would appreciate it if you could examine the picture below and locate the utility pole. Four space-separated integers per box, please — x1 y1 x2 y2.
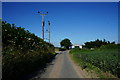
38 11 48 41
48 21 50 43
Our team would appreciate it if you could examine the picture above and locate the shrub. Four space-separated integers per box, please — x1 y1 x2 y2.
2 21 55 80
59 48 66 51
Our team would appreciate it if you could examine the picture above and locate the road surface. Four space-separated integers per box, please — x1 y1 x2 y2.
27 50 82 80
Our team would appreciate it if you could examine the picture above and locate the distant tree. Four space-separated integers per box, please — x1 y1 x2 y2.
60 38 72 49
84 39 114 49
111 41 115 44
107 41 110 44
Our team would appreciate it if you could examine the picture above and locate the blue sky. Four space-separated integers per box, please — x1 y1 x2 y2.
2 2 118 47
1 0 120 2
0 2 1 18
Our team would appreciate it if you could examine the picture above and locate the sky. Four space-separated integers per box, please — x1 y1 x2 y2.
2 2 118 47
1 0 120 2
0 2 1 18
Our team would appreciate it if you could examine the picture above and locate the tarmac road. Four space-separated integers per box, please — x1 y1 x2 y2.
29 50 81 79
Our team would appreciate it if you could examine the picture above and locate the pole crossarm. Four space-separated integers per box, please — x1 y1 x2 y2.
38 14 48 16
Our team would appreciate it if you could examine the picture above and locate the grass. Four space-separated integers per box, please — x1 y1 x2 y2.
70 53 108 78
55 47 60 52
69 44 120 78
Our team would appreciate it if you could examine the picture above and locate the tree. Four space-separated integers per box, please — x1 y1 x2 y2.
111 41 115 44
84 39 115 49
60 38 72 49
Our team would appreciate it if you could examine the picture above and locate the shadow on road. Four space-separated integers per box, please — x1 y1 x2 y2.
20 53 58 80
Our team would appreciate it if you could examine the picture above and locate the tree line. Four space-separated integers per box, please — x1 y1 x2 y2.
60 38 116 49
84 39 115 49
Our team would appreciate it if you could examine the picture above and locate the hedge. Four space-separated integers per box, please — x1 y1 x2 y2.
2 21 55 80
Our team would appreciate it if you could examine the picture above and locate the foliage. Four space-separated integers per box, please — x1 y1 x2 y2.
84 39 115 49
59 47 66 51
2 21 55 80
70 44 120 78
60 38 72 49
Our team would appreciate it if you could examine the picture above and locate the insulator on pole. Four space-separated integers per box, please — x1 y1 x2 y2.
48 21 50 26
42 21 45 27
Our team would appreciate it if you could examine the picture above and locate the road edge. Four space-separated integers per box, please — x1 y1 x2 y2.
67 50 94 78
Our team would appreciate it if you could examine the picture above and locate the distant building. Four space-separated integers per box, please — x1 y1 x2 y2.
72 44 82 49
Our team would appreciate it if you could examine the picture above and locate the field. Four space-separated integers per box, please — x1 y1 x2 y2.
69 44 120 78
